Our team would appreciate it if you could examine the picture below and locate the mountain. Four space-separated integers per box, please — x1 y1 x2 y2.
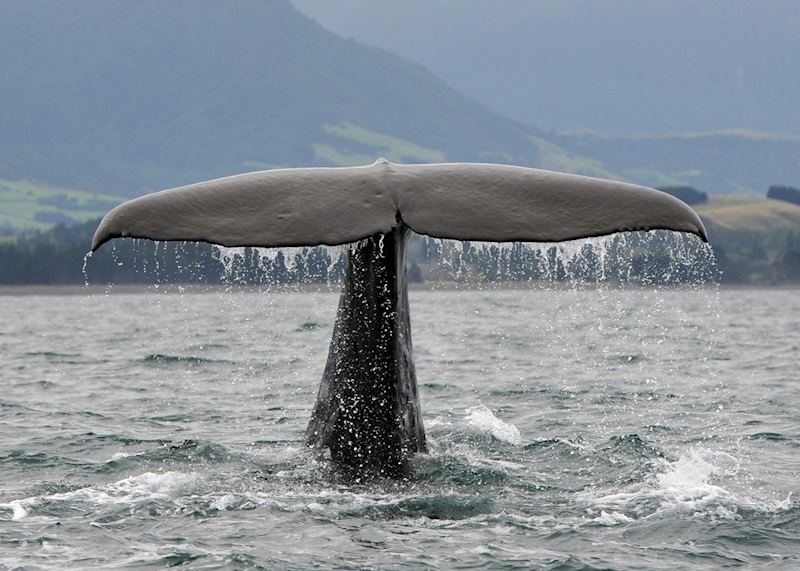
1 0 798 235
0 0 542 197
292 0 800 195
292 0 800 136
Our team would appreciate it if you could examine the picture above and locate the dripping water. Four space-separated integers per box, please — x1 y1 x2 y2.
81 251 93 287
420 230 718 287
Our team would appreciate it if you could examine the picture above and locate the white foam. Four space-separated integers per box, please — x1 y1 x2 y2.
593 510 634 526
425 416 454 429
209 493 238 511
586 449 793 520
105 471 200 498
464 405 522 445
1 471 200 520
0 500 29 520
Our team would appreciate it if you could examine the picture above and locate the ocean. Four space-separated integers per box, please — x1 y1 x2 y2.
1 284 797 569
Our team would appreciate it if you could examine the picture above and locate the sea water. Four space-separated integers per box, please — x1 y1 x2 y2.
0 286 797 569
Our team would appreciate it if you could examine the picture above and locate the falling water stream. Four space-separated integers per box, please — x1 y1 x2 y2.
1 232 798 569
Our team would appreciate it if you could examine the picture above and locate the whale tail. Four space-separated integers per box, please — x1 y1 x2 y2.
91 160 707 477
304 224 425 477
92 159 706 252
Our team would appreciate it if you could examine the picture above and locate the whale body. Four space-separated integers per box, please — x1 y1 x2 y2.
91 159 707 476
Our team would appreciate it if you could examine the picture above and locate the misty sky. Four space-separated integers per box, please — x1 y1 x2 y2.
293 0 800 135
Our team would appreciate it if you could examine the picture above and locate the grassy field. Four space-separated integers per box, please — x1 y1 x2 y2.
527 134 619 180
0 179 123 232
694 195 800 232
315 123 446 166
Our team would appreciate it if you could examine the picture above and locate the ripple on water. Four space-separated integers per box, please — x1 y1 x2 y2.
140 353 235 365
342 495 495 521
413 452 512 487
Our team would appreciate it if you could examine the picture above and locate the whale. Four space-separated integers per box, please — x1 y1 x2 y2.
91 158 707 477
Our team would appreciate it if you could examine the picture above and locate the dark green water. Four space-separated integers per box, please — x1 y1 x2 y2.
1 287 797 569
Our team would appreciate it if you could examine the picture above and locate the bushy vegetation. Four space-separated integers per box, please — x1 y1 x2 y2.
709 226 800 283
767 185 800 207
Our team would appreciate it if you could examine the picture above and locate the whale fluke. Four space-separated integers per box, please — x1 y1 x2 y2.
92 159 707 252
91 159 708 477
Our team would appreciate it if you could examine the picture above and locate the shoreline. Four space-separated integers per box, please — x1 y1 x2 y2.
0 281 797 296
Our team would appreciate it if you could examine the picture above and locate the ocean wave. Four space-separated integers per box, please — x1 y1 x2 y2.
414 446 518 486
596 433 666 460
340 494 494 521
141 353 234 365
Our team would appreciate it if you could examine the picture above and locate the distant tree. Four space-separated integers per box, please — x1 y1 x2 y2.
407 261 423 283
34 211 79 225
656 186 708 205
2 217 798 286
782 232 800 280
767 185 800 207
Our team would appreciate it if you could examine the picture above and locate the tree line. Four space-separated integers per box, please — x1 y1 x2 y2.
2 217 799 286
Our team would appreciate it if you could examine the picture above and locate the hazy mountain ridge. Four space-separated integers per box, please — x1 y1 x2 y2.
292 0 800 135
0 0 542 198
550 130 800 194
292 0 800 195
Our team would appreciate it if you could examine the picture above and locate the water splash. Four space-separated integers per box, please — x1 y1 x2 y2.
82 251 93 286
80 229 718 290
464 405 522 445
584 449 793 521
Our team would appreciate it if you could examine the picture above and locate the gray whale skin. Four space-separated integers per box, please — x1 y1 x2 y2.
92 159 707 477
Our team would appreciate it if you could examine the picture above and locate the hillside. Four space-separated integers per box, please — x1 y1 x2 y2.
694 195 800 233
0 0 541 198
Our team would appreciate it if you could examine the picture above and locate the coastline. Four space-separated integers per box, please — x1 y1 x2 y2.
0 281 796 296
